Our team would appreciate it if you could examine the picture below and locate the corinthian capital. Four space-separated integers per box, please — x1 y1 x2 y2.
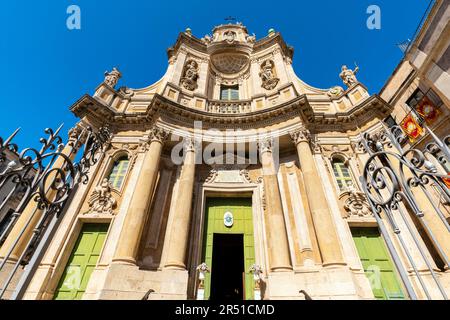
67 125 88 149
258 137 274 154
183 136 197 153
290 126 311 145
149 126 170 144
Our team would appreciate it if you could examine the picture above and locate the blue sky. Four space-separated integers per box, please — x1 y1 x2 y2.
1 0 430 149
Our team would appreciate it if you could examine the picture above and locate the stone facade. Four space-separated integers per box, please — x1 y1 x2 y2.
3 14 449 300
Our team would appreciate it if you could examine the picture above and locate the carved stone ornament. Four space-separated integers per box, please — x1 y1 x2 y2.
68 125 83 141
256 176 267 210
196 262 210 281
239 169 253 183
259 60 279 90
312 140 323 154
322 145 351 158
201 34 212 44
204 168 253 184
118 86 134 98
149 126 170 144
340 188 373 219
224 30 236 43
290 127 311 145
67 125 88 149
246 33 256 44
205 169 218 183
339 65 359 88
104 67 122 88
183 136 198 153
211 53 249 75
180 60 199 91
249 264 263 281
327 86 344 97
258 137 274 154
86 178 117 215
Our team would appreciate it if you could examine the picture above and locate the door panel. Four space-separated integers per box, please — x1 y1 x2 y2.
203 198 254 300
351 227 405 300
54 223 109 300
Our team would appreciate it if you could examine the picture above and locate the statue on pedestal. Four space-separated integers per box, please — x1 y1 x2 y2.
104 67 122 88
339 64 359 88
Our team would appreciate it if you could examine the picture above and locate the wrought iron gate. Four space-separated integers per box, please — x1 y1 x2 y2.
0 124 111 299
358 121 449 300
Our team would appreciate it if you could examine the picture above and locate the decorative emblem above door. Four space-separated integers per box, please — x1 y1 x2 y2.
224 211 234 227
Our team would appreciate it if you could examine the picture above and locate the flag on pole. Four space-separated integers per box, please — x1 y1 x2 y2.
397 39 411 53
400 113 423 142
442 174 450 189
416 96 440 125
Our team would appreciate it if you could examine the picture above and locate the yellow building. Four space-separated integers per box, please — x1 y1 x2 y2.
1 3 449 300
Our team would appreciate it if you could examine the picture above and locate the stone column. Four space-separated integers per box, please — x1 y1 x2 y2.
290 127 345 266
259 137 292 272
113 126 169 264
164 138 197 270
0 126 86 262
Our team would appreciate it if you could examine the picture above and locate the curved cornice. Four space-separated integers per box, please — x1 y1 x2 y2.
253 33 294 59
70 92 392 133
169 33 208 58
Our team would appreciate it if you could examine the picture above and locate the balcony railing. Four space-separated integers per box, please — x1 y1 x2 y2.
207 100 252 114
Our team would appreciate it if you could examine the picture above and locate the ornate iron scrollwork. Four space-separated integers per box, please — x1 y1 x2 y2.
0 124 111 299
359 122 449 300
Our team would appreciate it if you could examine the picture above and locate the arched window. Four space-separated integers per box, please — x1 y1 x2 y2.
332 157 354 191
108 156 129 189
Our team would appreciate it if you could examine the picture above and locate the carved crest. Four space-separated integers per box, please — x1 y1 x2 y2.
339 188 373 219
86 178 117 215
224 30 236 43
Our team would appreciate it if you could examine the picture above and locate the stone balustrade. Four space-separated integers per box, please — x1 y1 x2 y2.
207 100 252 114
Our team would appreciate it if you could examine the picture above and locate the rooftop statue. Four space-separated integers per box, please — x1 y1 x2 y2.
104 67 122 88
339 64 359 88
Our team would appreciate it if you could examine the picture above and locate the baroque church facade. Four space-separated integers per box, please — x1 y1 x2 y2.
2 11 450 300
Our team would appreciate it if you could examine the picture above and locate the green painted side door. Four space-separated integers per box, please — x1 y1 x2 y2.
54 223 109 300
203 198 255 300
351 227 405 300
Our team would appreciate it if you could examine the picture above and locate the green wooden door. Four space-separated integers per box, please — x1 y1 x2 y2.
203 198 255 300
351 227 405 300
54 223 109 300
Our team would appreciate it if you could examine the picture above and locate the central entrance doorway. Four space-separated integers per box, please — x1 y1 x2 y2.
210 234 244 300
202 197 255 300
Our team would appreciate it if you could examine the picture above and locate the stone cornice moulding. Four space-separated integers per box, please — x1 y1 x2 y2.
70 91 392 133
